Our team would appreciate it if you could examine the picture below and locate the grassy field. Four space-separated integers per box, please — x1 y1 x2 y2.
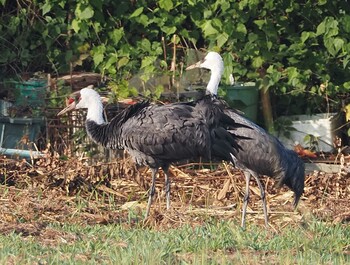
0 217 349 264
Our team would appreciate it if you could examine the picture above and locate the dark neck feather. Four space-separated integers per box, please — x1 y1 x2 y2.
86 120 122 149
85 100 150 150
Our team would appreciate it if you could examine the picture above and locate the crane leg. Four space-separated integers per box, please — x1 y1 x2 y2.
163 165 171 211
145 168 158 219
241 171 251 228
251 172 268 227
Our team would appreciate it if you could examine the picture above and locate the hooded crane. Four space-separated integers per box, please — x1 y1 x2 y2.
186 52 305 228
57 85 246 219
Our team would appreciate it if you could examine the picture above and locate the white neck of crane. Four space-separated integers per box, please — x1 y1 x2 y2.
86 98 105 125
206 69 222 96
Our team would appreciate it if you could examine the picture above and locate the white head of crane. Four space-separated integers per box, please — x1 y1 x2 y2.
57 85 105 125
186 51 224 96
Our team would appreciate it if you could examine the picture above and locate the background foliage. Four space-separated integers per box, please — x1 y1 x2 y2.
1 0 350 115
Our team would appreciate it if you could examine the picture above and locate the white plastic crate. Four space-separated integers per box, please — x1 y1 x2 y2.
278 113 339 152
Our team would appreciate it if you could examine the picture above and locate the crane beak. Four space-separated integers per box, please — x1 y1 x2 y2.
57 101 76 116
186 60 203 70
57 91 81 116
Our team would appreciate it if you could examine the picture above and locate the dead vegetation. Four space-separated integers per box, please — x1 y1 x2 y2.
0 151 349 237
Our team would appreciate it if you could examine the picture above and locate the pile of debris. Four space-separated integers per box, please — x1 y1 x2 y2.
0 152 349 230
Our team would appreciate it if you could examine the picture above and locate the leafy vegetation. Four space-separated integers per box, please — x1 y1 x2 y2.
1 0 350 113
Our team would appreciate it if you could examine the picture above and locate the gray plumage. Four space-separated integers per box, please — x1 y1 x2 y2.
187 52 305 228
58 87 246 218
85 96 240 168
225 105 305 204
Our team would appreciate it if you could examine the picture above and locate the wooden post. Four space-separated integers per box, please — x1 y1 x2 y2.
260 86 275 134
170 35 177 98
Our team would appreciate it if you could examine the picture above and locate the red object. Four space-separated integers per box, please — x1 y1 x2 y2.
294 144 317 158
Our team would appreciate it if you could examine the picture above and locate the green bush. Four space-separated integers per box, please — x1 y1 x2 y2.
1 0 349 113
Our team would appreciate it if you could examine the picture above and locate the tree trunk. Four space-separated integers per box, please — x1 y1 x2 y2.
260 87 275 134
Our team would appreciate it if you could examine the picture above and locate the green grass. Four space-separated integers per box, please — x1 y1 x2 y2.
0 219 349 264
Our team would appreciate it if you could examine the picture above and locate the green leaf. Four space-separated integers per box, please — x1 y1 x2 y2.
153 85 164 99
71 19 80 33
137 14 151 27
217 33 228 48
104 55 118 71
326 26 339 38
77 5 94 20
202 20 218 36
267 41 272 50
344 81 350 89
270 71 282 83
287 67 298 80
94 53 104 66
118 57 129 69
0 0 6 6
322 17 339 37
159 0 173 11
41 3 52 15
203 9 213 19
141 56 156 69
301 31 310 44
109 28 124 43
345 43 350 53
248 33 258 42
222 53 234 84
130 7 144 18
333 38 344 54
180 28 190 38
236 23 247 35
342 15 350 33
343 55 350 69
317 0 327 5
266 65 275 74
252 56 263 68
324 37 337 56
238 0 248 10
92 45 106 66
254 20 265 29
316 21 325 36
212 19 223 30
140 39 151 52
162 26 177 35
188 0 196 6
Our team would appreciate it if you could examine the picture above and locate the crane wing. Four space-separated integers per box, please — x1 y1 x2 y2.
120 104 211 166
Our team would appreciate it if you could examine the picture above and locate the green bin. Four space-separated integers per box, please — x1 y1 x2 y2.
15 80 47 107
221 82 259 122
0 117 44 149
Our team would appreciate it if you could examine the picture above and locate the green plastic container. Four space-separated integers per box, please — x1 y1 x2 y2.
15 80 47 106
0 117 44 149
221 82 259 122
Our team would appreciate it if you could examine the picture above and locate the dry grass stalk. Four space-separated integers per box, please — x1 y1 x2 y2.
0 153 349 231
